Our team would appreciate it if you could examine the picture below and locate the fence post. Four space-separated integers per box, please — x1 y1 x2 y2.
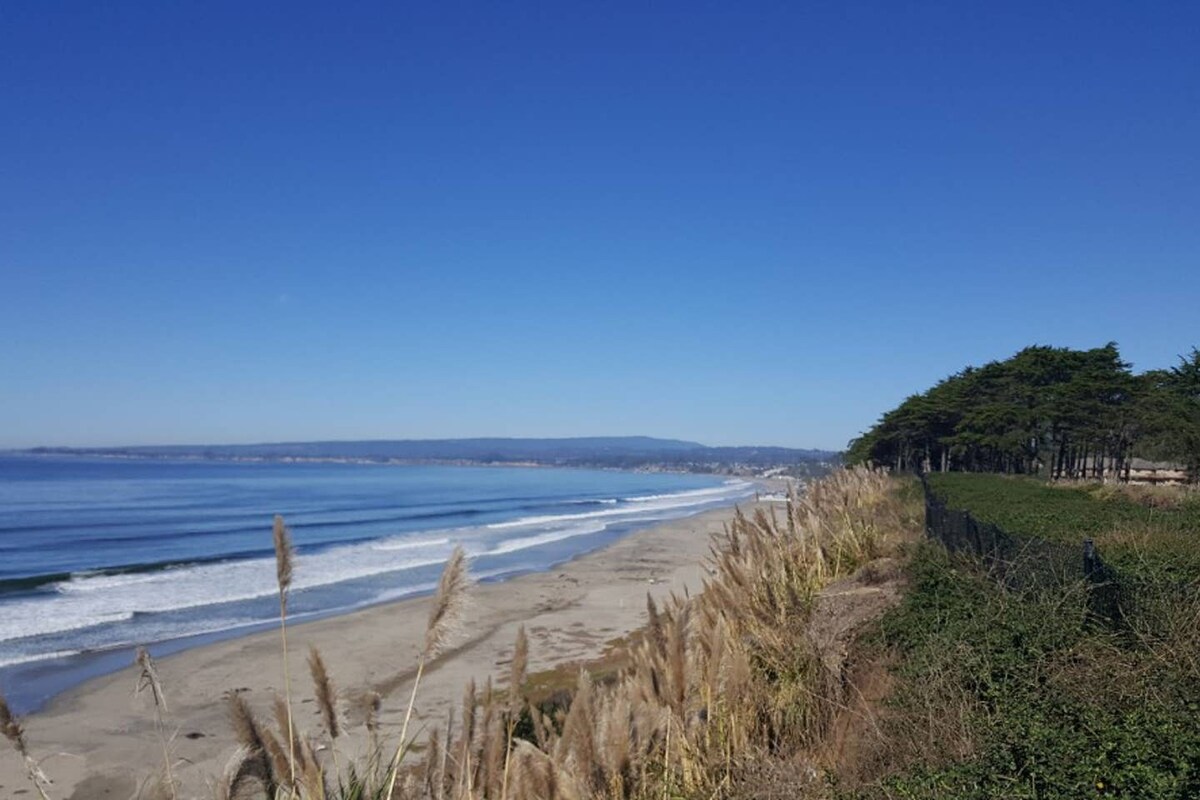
1082 537 1121 624
921 473 933 538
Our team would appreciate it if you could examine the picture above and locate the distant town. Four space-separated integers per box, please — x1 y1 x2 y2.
20 436 840 478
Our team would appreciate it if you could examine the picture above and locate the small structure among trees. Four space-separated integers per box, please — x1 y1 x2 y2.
847 343 1200 483
1127 458 1190 486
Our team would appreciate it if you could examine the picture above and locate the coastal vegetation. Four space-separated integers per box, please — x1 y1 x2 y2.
834 344 1200 795
849 475 1200 798
858 540 1200 798
926 472 1200 577
274 467 913 800
3 451 1194 797
847 343 1200 480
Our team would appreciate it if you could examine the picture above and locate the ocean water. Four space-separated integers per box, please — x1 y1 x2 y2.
0 456 753 711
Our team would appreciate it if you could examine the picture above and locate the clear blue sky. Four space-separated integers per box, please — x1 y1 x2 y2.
2 2 1197 451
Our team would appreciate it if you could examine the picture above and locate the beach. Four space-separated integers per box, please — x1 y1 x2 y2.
1 500 766 798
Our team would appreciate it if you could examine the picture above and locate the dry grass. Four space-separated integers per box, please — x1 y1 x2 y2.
2 467 912 800
253 467 904 800
308 647 340 742
135 646 180 800
1056 479 1200 509
1 691 54 800
272 514 298 792
356 466 909 800
384 545 472 800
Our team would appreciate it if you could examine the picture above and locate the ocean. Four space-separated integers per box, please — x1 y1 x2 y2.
0 456 753 711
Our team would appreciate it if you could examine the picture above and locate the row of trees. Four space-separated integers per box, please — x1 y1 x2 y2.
846 343 1200 480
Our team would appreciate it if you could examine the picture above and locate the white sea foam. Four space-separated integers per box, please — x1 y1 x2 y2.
0 614 284 669
56 571 178 594
485 522 607 556
0 649 83 669
486 481 753 532
370 536 452 552
484 506 640 530
0 546 451 643
0 480 755 646
625 482 752 503
0 609 135 646
367 579 441 606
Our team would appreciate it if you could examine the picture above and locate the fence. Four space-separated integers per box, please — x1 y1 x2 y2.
919 473 1123 624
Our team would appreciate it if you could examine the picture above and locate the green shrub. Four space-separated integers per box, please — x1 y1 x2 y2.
927 473 1200 579
856 544 1200 799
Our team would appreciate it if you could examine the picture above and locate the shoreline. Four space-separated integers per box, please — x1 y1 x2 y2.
0 489 755 715
0 498 770 798
0 462 757 713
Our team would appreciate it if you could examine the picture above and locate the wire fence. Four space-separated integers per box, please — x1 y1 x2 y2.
919 473 1123 624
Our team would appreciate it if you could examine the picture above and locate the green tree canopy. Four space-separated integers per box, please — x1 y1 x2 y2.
847 343 1200 480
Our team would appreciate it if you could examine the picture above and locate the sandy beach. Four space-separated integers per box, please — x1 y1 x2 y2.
1 500 767 798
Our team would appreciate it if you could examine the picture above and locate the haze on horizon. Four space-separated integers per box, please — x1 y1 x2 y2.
2 2 1197 453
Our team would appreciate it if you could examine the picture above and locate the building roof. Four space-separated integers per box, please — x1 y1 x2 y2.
1129 458 1186 471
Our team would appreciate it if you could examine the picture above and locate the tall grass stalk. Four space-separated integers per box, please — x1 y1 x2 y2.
1 692 54 800
272 514 297 793
308 645 341 783
227 692 279 798
384 546 469 800
499 625 528 800
135 646 177 799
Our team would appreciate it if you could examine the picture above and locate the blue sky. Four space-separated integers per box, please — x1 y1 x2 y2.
2 2 1197 451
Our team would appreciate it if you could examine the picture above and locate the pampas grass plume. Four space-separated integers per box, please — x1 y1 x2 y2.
2 691 54 800
308 646 340 740
228 694 266 756
215 744 258 800
385 545 473 800
509 625 529 714
0 692 26 756
424 545 469 658
272 515 293 601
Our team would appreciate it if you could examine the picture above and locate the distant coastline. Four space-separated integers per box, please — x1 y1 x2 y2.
16 435 839 477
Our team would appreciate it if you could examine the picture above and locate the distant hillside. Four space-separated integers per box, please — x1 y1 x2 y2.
27 436 837 471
